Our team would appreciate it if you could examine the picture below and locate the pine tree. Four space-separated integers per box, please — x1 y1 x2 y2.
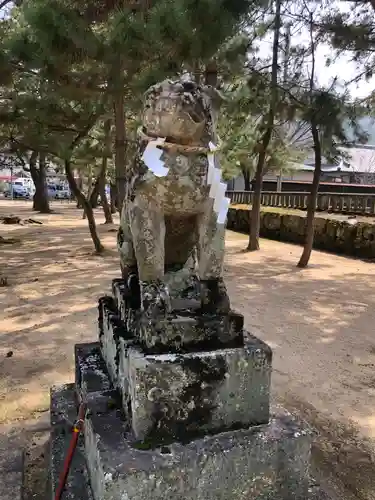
217 2 311 249
281 1 367 268
5 0 262 207
218 82 309 189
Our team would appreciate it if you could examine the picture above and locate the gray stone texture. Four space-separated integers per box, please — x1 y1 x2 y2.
75 343 123 419
0 444 23 500
84 407 311 500
50 373 327 500
99 297 124 386
49 384 94 500
125 337 271 442
110 279 244 353
226 206 375 260
99 297 137 400
136 310 244 352
75 342 112 400
111 279 138 327
117 78 229 307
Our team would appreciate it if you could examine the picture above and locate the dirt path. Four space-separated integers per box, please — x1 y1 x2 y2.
1 200 375 498
224 233 375 499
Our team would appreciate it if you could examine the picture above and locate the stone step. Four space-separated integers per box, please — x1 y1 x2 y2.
136 310 245 353
75 342 124 419
75 342 113 400
99 297 135 387
84 397 312 500
51 349 331 500
49 384 93 500
50 383 78 429
124 337 271 443
84 335 271 445
109 280 245 353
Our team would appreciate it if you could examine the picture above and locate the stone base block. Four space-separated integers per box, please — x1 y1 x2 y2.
49 384 93 500
75 342 112 400
86 328 272 445
109 280 244 353
50 367 328 500
99 296 132 386
121 335 271 443
137 311 244 353
84 405 312 500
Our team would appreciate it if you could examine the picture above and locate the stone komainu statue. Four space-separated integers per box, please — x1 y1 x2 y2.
117 77 230 317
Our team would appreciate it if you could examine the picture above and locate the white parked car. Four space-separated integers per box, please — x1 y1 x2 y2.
54 185 71 199
4 184 30 198
47 184 71 199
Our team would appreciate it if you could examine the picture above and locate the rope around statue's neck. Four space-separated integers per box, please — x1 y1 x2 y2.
138 127 210 154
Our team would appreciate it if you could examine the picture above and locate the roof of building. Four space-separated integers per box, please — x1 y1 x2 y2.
288 116 375 174
293 146 375 174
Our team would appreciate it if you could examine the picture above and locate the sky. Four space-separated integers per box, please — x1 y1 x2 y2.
256 1 375 100
306 42 375 99
258 37 375 98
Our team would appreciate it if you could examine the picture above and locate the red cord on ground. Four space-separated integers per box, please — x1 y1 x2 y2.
55 402 86 500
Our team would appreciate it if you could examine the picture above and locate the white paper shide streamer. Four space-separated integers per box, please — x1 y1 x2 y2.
141 138 168 177
141 137 230 224
207 141 217 185
206 142 230 225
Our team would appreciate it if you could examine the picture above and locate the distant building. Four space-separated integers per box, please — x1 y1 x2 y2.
227 116 375 191
228 142 375 192
0 166 66 185
0 168 29 183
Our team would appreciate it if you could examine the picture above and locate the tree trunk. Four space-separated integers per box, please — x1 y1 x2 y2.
89 176 101 209
110 183 118 213
100 119 113 224
76 173 83 208
247 0 281 251
242 167 251 191
30 151 51 213
100 172 112 224
82 166 93 219
113 92 127 210
297 123 321 268
65 160 104 253
248 159 263 251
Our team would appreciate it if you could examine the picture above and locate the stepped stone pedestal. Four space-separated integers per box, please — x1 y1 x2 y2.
48 278 332 500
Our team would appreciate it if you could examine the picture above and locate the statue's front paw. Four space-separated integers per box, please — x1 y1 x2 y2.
141 280 172 316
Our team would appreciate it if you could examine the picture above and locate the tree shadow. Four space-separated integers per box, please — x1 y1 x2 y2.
225 232 375 499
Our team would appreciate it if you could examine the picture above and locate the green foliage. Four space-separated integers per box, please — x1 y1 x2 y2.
4 0 258 93
0 0 264 177
319 1 375 98
218 77 311 182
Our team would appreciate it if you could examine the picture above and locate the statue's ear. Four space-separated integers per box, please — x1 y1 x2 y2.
203 86 226 110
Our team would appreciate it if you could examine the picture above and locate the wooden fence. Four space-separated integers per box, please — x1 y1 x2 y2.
226 190 375 215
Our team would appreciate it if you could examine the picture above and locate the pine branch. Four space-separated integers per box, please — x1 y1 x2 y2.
0 0 12 9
